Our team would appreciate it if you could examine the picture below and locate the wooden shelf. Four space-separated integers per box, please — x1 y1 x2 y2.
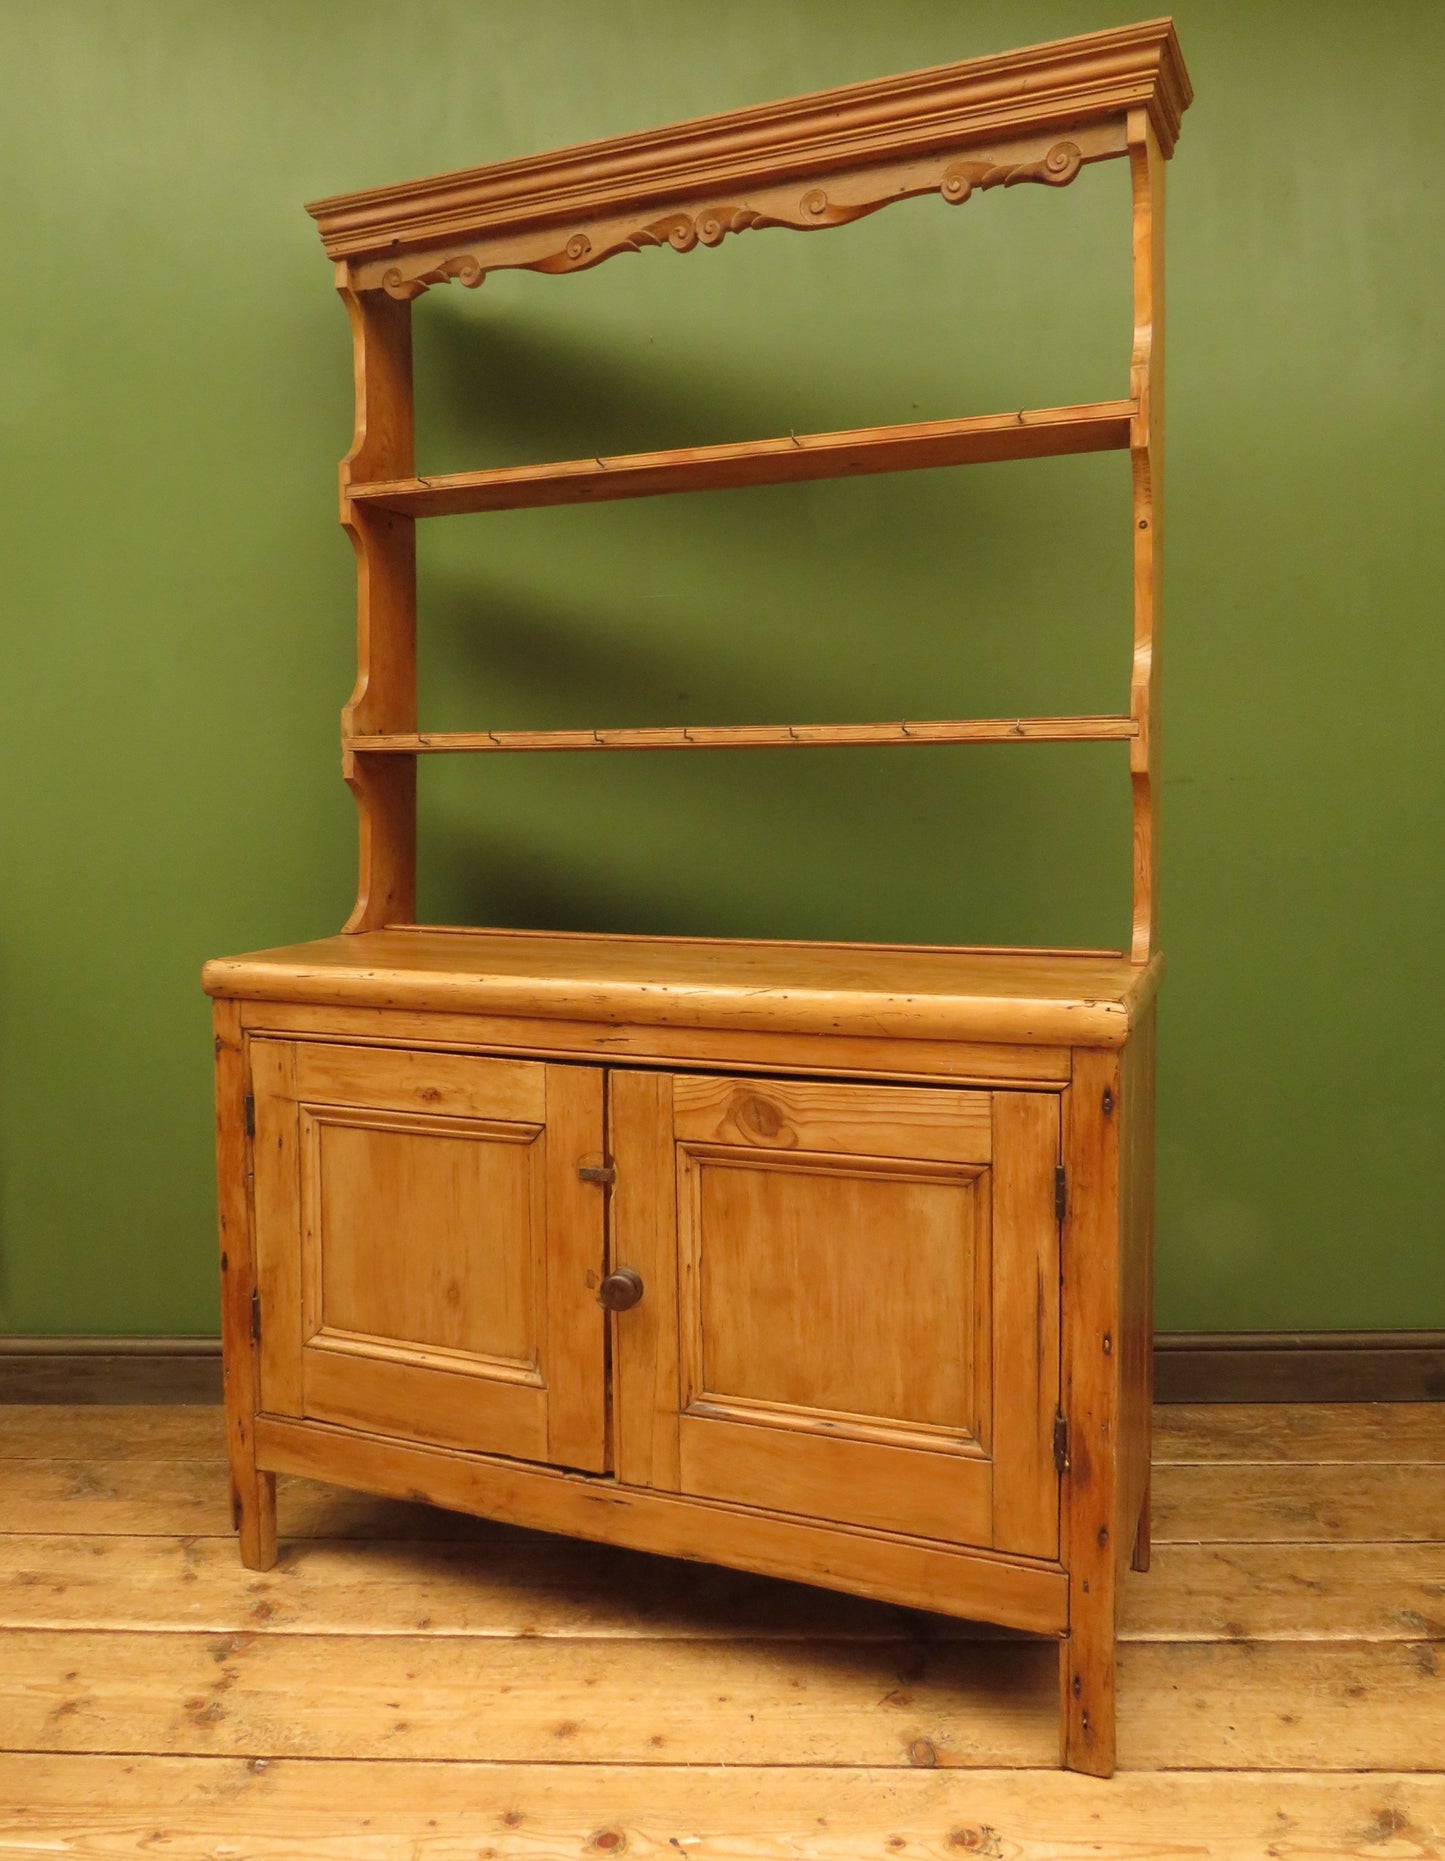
202 925 1160 1049
346 716 1137 755
348 401 1134 518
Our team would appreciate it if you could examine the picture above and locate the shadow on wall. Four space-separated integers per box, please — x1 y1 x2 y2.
406 274 1132 947
417 298 798 467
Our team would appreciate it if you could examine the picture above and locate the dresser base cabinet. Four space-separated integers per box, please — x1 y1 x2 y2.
207 929 1157 1776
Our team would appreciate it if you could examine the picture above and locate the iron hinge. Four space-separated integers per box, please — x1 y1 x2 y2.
243 1094 256 1139
250 1289 262 1346
1053 1412 1070 1476
1054 1163 1066 1224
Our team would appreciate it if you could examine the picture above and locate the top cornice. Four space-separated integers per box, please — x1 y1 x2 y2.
306 19 1191 267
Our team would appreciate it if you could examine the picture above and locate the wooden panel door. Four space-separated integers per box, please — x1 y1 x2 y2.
249 1040 608 1471
610 1071 1060 1554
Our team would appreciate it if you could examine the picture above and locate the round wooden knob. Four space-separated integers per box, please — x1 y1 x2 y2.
597 1268 644 1313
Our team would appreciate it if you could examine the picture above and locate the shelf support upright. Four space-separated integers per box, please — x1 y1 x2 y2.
337 270 417 932
1128 108 1165 966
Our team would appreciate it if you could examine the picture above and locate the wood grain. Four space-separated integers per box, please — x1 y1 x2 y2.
11 1758 1435 1861
5 1391 1440 1850
0 1460 500 1539
250 1038 303 1419
671 1072 991 1162
308 20 1191 265
1120 997 1156 1569
239 995 1076 1086
3 1631 1440 1770
1153 1402 1445 1465
1058 1047 1124 1775
1127 111 1165 963
1119 1542 1445 1644
212 1001 275 1571
289 1040 546 1120
348 404 1133 516
0 1405 227 1461
989 1092 1060 1561
251 1414 1068 1635
608 1070 681 1492
1152 1462 1445 1545
350 714 1138 753
9 1454 1440 1547
7 1534 1439 1646
676 1410 994 1548
335 284 416 933
204 928 1161 1049
6 1386 1440 1470
195 16 1195 1781
0 1627 1062 1767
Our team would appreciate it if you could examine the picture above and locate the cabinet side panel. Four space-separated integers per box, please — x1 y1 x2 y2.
543 1065 609 1473
990 1091 1061 1558
609 1070 681 1491
249 1039 302 1418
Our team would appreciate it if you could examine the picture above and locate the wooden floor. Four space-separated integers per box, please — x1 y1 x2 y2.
0 1403 1441 1857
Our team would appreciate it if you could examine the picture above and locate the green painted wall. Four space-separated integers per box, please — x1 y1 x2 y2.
1 1 1440 1336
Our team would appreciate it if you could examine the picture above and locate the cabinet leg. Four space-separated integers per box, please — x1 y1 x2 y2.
229 1464 277 1572
215 999 277 1574
1131 1475 1152 1574
1059 1605 1117 1778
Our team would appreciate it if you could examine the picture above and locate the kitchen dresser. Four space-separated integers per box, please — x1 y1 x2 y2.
203 19 1191 1776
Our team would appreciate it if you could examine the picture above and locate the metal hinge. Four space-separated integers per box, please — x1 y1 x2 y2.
250 1290 262 1346
1053 1412 1069 1475
243 1094 255 1139
1054 1164 1066 1223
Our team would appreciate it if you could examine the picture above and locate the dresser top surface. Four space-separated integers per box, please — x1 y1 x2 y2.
203 927 1160 1049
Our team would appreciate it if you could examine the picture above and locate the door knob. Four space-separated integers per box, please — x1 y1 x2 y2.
597 1268 644 1312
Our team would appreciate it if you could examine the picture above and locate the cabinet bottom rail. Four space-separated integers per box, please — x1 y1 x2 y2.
252 1413 1068 1638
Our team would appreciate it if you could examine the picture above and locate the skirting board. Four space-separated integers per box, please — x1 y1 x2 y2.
1 1331 1442 1404
1155 1331 1445 1403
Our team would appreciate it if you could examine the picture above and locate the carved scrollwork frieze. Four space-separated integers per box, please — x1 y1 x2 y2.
528 198 841 273
381 253 485 302
376 139 1085 299
941 138 1083 203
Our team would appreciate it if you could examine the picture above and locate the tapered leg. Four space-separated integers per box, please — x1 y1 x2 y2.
1060 1571 1118 1777
1131 1475 1152 1574
230 1463 277 1571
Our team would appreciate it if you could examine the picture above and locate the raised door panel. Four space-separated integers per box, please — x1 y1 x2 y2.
610 1071 1059 1554
250 1039 607 1471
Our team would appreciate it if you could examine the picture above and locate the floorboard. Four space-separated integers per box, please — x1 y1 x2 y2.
2 1756 1442 1860
6 1455 1443 1543
2 1533 1442 1643
5 1398 1439 1466
0 1401 1441 1854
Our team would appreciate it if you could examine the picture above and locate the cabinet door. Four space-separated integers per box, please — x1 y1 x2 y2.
610 1071 1059 1555
250 1040 608 1471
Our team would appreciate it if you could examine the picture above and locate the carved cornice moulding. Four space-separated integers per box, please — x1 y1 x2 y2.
370 132 1100 300
306 19 1191 273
